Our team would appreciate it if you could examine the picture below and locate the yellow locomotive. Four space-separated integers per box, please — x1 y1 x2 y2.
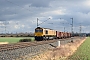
35 27 56 41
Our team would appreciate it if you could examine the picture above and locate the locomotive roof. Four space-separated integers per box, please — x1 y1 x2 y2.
36 27 54 30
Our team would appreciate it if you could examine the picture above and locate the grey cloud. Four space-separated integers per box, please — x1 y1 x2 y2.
0 0 52 7
30 0 52 7
0 0 90 33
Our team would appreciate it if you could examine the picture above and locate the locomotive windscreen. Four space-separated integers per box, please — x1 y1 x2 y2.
35 27 43 33
35 29 43 32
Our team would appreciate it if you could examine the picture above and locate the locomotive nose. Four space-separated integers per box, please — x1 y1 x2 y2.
35 32 43 36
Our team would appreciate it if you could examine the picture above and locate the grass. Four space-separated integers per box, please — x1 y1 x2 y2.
68 37 90 60
0 37 35 43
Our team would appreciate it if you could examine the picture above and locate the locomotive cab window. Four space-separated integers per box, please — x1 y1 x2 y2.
39 29 43 32
45 30 48 34
35 29 43 32
35 29 38 32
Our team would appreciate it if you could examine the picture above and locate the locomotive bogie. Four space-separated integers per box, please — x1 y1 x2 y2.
35 36 43 41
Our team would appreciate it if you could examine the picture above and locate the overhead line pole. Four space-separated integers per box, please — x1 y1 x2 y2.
37 18 39 27
79 23 82 38
37 18 50 27
70 18 73 36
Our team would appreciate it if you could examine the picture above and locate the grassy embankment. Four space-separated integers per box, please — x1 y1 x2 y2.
0 37 35 43
68 37 90 60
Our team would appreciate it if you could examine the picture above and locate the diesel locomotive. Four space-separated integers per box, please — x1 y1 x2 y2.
35 27 71 41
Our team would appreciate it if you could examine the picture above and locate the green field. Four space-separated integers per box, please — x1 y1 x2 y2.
68 37 90 60
0 37 35 43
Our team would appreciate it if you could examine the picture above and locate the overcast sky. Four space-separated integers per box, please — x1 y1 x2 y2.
0 0 90 33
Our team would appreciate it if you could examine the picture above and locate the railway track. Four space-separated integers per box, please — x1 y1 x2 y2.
0 37 83 52
0 40 57 52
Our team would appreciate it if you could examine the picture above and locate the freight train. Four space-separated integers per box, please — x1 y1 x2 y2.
35 27 71 41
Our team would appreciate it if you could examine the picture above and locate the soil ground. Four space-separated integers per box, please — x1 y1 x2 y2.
0 42 9 44
28 37 86 60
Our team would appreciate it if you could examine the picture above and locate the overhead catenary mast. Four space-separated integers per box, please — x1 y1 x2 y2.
70 18 73 36
37 18 39 27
